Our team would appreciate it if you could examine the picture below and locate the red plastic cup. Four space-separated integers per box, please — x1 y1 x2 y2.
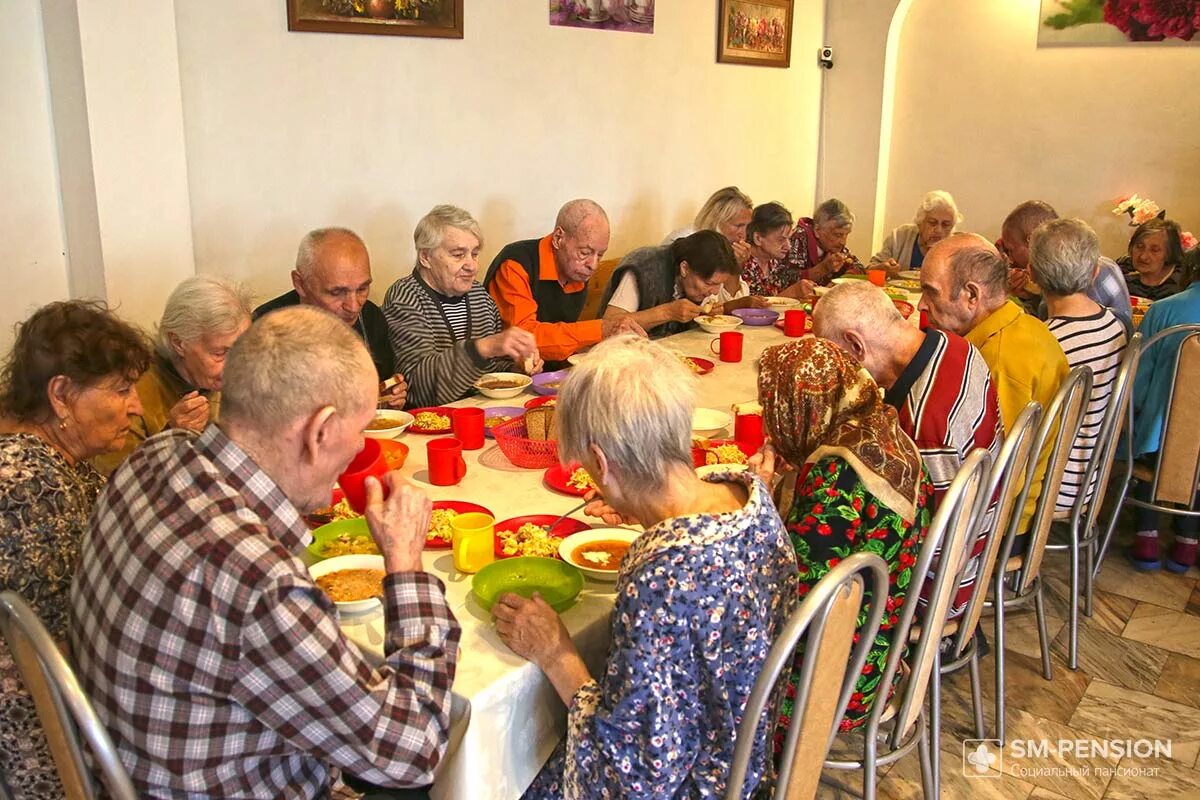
919 310 930 330
734 413 765 451
867 268 887 287
338 438 389 514
784 309 807 337
427 439 467 486
451 407 485 450
709 331 744 363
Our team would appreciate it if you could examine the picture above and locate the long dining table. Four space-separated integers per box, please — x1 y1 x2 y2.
331 287 921 800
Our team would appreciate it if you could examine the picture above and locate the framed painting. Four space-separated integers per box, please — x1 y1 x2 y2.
717 0 793 68
286 0 464 39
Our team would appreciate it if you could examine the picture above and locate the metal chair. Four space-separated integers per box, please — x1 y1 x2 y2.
823 448 993 799
1095 325 1200 570
725 551 888 800
0 592 136 800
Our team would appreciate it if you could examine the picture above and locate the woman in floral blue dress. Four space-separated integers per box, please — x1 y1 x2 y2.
757 338 933 736
493 335 798 799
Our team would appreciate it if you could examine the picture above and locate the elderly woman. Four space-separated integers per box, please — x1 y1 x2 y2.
1121 218 1187 301
742 201 813 299
784 198 862 286
598 230 749 337
664 186 759 302
871 190 961 273
757 337 932 733
493 336 797 798
0 301 150 797
95 275 252 474
382 205 542 408
1029 219 1128 514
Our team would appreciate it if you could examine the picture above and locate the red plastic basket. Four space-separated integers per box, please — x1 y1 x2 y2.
491 416 560 469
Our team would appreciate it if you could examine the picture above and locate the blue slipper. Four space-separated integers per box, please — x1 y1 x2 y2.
1164 558 1192 574
1129 550 1162 571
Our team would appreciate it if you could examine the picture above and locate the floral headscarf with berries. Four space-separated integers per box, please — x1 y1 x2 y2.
758 337 922 521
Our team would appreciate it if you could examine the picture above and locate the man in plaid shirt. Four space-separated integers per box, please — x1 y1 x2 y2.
70 306 460 798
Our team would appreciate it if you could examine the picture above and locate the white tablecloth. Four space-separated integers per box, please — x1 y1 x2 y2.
334 319 835 799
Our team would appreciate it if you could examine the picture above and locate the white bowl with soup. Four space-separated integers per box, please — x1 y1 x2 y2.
559 528 640 581
692 408 733 438
695 314 744 334
475 372 533 399
364 409 415 440
308 554 386 614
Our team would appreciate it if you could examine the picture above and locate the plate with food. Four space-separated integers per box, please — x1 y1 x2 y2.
887 278 923 292
307 518 375 560
892 299 915 319
730 308 780 327
674 353 714 375
691 438 755 467
471 556 583 613
695 314 743 333
772 315 814 334
475 372 532 400
484 406 523 439
425 500 494 549
543 462 598 497
531 370 569 397
308 554 386 614
364 410 415 440
764 296 801 309
407 407 454 434
305 488 353 528
524 396 556 410
559 528 639 581
493 514 591 559
898 269 922 281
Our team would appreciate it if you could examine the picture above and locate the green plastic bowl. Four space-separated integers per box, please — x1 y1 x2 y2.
307 518 376 561
472 556 584 613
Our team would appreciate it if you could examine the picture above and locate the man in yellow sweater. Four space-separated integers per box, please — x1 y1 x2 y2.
918 233 1069 536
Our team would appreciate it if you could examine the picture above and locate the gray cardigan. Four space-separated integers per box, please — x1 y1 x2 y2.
870 223 921 267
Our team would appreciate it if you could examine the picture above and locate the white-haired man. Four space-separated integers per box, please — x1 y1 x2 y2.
71 307 459 798
255 227 408 407
814 281 1002 615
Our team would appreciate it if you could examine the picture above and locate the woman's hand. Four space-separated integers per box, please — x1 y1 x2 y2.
167 391 210 432
666 299 704 324
748 441 778 486
731 240 753 266
582 489 638 526
492 591 573 666
478 328 538 363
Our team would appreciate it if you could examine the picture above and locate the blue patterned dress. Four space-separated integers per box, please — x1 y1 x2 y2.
522 470 798 800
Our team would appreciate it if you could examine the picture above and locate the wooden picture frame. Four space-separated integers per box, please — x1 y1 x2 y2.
286 0 464 39
717 0 793 68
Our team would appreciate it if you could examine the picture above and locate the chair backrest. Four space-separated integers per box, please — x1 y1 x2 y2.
1154 329 1200 507
724 551 887 800
0 592 136 800
947 402 1042 660
578 257 622 321
1011 366 1092 591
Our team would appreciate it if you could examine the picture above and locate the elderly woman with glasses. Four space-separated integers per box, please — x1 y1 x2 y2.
382 205 542 408
0 300 150 797
96 274 252 474
871 190 962 274
492 336 797 799
784 198 862 286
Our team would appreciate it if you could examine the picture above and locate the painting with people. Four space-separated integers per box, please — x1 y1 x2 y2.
725 1 788 54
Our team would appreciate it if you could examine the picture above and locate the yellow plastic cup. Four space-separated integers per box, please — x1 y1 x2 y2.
451 512 495 574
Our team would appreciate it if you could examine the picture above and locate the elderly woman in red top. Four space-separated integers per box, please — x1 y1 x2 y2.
785 198 863 286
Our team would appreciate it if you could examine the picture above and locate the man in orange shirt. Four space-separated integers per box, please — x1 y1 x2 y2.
485 199 644 366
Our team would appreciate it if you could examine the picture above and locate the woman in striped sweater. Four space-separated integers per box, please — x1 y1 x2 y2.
383 205 542 408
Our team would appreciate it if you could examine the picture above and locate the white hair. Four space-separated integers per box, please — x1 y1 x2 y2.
1029 218 1100 297
413 205 484 267
557 335 695 493
156 275 254 360
814 198 855 229
221 306 376 438
914 190 963 226
812 281 904 349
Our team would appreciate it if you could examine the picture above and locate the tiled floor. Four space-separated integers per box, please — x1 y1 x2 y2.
814 524 1200 799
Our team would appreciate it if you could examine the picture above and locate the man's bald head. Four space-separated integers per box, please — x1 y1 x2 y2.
551 199 610 284
919 233 1008 336
292 228 373 326
813 282 913 386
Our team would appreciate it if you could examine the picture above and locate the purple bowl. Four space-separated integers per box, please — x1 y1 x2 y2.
484 406 524 439
731 308 780 326
531 370 570 396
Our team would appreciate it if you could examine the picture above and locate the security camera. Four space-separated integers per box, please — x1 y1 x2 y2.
818 46 834 69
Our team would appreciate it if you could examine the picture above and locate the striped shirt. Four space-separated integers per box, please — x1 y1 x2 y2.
1046 308 1128 512
382 272 513 408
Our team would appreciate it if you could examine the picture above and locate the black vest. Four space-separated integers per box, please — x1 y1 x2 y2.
484 238 586 325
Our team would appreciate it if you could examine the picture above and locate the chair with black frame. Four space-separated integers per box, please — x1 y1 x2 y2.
0 591 136 800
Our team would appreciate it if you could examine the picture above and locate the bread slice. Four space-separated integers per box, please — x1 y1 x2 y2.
526 406 557 442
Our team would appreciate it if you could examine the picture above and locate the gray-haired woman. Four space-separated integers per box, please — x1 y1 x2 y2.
784 197 862 285
95 274 252 474
492 336 797 798
871 189 962 273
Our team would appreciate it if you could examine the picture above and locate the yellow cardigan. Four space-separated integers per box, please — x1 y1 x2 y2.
94 355 219 475
965 301 1069 533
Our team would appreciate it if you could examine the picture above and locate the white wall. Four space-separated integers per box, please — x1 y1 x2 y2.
172 0 825 302
1 2 69 348
882 0 1200 257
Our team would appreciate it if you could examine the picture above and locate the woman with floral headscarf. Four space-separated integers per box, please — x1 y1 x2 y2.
757 337 934 734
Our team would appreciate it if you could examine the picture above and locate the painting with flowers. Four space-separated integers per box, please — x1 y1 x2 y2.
1038 0 1200 45
549 1 655 34
286 0 463 38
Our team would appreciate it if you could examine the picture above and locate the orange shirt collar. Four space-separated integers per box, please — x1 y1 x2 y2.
537 234 586 293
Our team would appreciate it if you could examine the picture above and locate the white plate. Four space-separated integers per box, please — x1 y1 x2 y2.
898 269 922 280
696 463 750 478
695 314 743 334
308 554 386 614
764 296 800 308
559 527 640 581
475 372 532 399
364 410 414 439
692 407 732 437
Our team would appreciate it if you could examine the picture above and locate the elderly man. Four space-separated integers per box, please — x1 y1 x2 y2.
814 281 1002 615
255 227 408 407
920 233 1069 535
70 307 460 798
485 199 644 366
999 201 1132 331
783 198 862 285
